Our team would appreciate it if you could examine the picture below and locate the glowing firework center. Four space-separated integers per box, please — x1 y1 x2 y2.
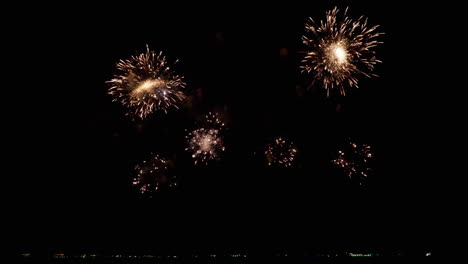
198 131 217 152
129 79 168 98
134 79 165 93
328 42 348 66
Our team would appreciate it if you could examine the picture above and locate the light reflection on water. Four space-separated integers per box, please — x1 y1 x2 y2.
19 257 434 264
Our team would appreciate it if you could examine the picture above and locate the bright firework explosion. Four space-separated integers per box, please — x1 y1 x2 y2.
332 140 373 185
107 46 186 120
265 137 297 167
133 154 177 194
186 112 226 165
301 7 383 96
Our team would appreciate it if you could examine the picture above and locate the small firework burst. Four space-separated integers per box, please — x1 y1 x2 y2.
133 154 177 194
186 128 225 165
204 111 224 129
265 137 297 167
186 112 226 165
107 45 186 120
332 140 373 184
301 7 383 96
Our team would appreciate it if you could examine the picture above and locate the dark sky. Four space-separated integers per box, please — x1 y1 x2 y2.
10 1 440 254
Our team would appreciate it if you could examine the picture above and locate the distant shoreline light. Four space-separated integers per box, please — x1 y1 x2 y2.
349 253 375 257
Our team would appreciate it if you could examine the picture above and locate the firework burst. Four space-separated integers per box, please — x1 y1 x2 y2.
332 140 373 185
204 111 224 129
301 7 383 96
186 112 226 165
107 46 186 120
133 154 177 194
265 137 297 167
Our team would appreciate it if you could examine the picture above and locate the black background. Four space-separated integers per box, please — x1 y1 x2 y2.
10 1 440 255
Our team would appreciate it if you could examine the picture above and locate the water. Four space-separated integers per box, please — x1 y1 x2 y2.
18 254 435 264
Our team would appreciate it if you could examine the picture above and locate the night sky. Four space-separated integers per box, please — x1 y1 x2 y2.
11 1 439 254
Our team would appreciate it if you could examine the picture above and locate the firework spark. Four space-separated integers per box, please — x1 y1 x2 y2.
204 111 224 129
107 46 186 120
186 112 226 165
332 140 373 184
133 154 177 194
265 137 297 167
301 7 383 96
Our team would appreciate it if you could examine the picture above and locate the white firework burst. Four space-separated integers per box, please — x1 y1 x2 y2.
133 154 177 194
332 140 373 185
186 112 226 165
107 45 186 120
265 137 297 167
301 7 383 96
